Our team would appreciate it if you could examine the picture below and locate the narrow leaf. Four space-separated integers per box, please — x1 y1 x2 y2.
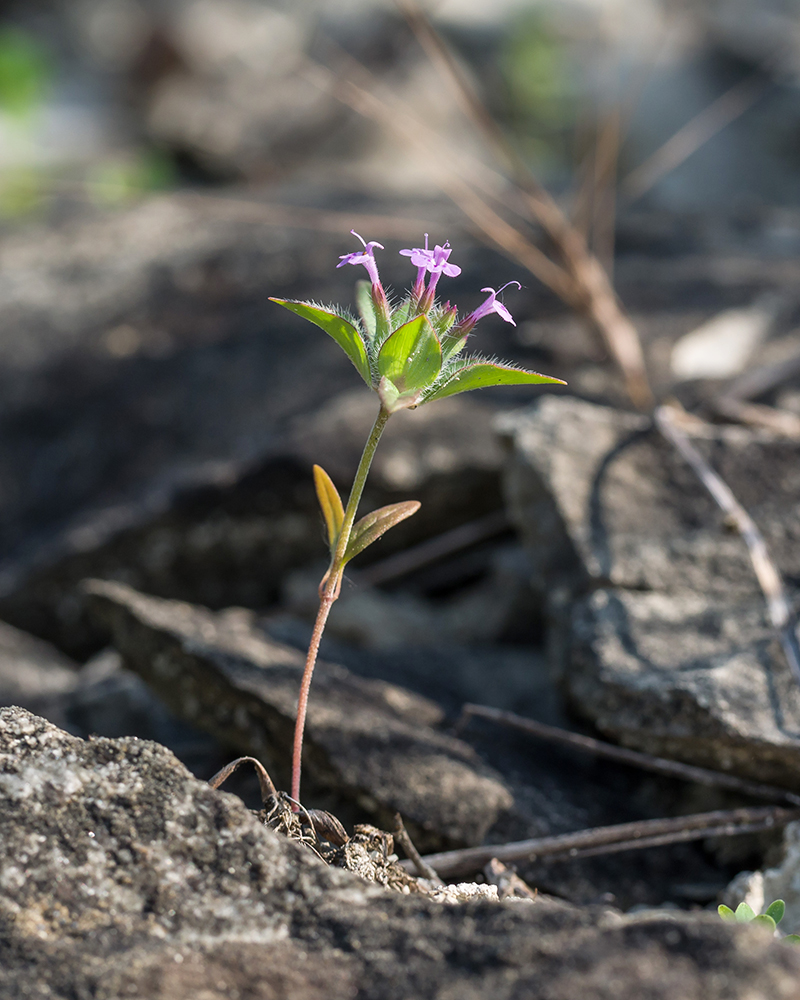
343 501 421 564
355 281 376 341
766 900 786 925
718 905 736 922
269 299 371 386
313 465 344 552
424 361 566 403
751 914 777 932
735 902 756 923
377 315 442 393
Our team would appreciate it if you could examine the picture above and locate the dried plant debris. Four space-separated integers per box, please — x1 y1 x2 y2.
84 579 512 850
211 755 426 893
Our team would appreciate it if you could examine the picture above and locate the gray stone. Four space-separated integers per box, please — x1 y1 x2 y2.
500 395 800 786
83 579 512 848
2 706 800 1000
722 821 800 936
0 621 78 728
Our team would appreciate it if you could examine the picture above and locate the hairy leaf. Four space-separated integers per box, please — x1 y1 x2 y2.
269 299 371 386
377 315 442 393
344 500 421 564
313 464 344 552
424 361 565 402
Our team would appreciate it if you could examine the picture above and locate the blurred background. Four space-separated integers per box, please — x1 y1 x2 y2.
0 0 799 215
0 0 799 911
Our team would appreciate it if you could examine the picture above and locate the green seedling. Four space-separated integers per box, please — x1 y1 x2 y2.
718 899 800 943
270 231 564 803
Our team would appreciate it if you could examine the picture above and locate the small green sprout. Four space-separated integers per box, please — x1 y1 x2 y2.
718 899 800 943
270 232 564 803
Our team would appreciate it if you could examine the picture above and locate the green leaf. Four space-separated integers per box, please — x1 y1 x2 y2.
313 465 344 552
269 299 371 386
355 281 376 341
735 902 756 923
718 905 736 922
343 501 421 564
783 934 800 945
766 900 786 925
377 315 442 393
751 914 777 932
424 361 566 403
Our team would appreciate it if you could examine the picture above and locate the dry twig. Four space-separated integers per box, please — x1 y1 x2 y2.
655 404 800 684
393 813 444 884
460 704 800 807
407 805 800 880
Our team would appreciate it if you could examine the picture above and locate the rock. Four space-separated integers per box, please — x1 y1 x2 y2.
83 579 512 848
722 821 800 935
2 706 800 1000
0 621 78 729
500 395 800 787
0 193 512 657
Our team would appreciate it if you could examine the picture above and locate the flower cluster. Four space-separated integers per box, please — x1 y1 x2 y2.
271 231 563 414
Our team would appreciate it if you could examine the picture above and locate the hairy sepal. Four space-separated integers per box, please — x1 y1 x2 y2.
313 464 345 553
378 375 423 414
343 500 421 564
269 298 371 386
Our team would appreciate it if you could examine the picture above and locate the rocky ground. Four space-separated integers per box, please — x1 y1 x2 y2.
1 186 800 997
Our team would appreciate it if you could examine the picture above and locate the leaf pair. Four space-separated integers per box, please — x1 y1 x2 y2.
718 899 800 941
269 297 564 413
313 465 419 565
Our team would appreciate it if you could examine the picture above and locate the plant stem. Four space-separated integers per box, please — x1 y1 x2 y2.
290 405 390 804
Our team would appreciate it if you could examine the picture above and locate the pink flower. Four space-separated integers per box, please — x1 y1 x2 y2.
467 282 521 326
337 230 384 287
452 281 521 337
400 236 461 306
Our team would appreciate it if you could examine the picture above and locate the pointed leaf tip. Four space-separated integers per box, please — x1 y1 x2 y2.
313 465 344 553
344 500 421 564
269 298 371 386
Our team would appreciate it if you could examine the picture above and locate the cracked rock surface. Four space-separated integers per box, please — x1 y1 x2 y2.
83 579 512 849
501 395 800 787
2 706 800 1000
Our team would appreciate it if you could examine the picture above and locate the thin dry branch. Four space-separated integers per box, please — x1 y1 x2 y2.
621 74 767 203
460 704 800 807
393 813 443 884
407 805 800 879
355 510 508 587
397 0 653 408
655 404 800 684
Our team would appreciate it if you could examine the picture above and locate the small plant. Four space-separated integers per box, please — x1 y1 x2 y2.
718 899 800 943
270 231 563 803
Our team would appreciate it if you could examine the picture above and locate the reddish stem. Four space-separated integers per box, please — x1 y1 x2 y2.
290 583 337 804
